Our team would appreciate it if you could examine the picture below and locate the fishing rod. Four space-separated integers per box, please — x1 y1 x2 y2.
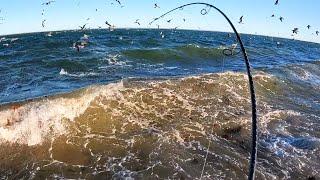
150 3 258 180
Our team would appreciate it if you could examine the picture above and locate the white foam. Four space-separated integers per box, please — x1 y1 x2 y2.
59 68 99 77
59 68 68 75
0 82 124 146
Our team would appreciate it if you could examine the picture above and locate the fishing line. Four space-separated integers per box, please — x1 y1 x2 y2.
200 37 228 179
149 3 258 180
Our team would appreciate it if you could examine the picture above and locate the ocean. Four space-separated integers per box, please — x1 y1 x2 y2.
0 29 319 179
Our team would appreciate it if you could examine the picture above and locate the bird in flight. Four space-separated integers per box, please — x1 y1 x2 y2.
307 25 311 29
279 17 284 22
316 31 319 36
292 28 299 34
42 20 46 28
79 24 87 30
105 20 112 27
114 0 121 5
135 19 140 25
275 0 279 5
42 1 55 5
154 3 160 8
271 14 275 18
239 16 243 24
167 19 172 23
183 18 186 22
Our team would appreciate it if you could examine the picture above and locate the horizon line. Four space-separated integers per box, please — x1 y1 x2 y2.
0 27 319 45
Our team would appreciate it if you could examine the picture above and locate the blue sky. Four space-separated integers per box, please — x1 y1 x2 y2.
0 0 319 43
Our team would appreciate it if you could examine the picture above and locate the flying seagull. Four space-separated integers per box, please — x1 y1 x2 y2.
154 3 160 8
316 31 319 36
42 20 46 28
279 17 284 22
115 0 121 5
239 16 243 24
135 19 140 25
271 14 275 17
292 28 299 34
167 19 172 23
105 20 112 27
79 24 87 30
307 25 311 29
275 0 279 5
42 0 55 5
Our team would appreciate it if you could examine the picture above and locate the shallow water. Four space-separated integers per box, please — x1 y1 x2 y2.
0 29 319 179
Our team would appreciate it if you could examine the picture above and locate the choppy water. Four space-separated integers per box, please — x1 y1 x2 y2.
0 29 320 179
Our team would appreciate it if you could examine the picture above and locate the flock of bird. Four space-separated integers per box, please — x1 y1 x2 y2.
239 0 319 36
1 0 319 50
37 0 319 51
39 0 320 39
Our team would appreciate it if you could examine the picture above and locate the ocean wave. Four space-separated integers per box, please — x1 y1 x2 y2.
0 71 276 146
59 68 99 77
1 71 319 179
0 82 124 145
122 44 235 62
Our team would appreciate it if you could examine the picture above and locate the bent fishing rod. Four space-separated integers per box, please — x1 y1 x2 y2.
150 3 258 180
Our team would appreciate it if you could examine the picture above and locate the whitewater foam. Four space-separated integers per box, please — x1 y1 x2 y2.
0 81 124 145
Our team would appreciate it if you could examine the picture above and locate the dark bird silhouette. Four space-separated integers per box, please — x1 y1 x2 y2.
307 25 311 29
42 20 46 28
154 3 160 8
183 18 186 22
96 9 98 12
42 0 55 5
167 19 172 23
292 28 299 34
239 16 243 24
105 20 112 27
275 0 279 5
279 17 284 22
115 0 121 5
316 31 319 36
135 19 140 26
79 24 87 30
271 14 275 17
